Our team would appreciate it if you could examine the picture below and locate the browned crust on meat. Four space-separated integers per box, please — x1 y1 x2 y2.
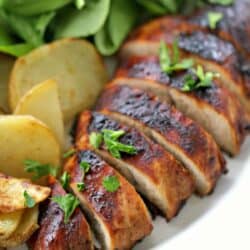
115 56 250 154
28 179 93 250
75 111 194 219
95 84 226 194
64 149 152 250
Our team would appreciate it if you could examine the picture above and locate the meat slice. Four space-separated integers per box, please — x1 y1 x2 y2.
75 110 194 220
115 56 250 155
96 84 226 195
28 178 93 250
120 17 250 113
64 149 152 250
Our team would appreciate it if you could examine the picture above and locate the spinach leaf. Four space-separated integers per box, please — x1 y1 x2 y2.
0 43 34 57
2 0 72 16
54 0 110 38
94 0 137 56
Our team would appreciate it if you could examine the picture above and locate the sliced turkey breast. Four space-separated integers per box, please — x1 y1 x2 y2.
95 84 226 195
64 149 152 250
28 178 93 250
115 56 250 155
120 17 250 113
75 110 194 220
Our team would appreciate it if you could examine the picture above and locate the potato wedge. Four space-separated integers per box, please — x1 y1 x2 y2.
0 115 60 182
0 173 50 213
0 210 23 240
0 54 14 113
0 206 39 248
14 79 65 149
9 39 108 121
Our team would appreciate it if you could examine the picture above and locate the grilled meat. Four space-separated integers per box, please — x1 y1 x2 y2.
75 110 194 220
28 178 93 250
115 56 250 155
64 149 152 250
96 84 226 195
120 17 250 113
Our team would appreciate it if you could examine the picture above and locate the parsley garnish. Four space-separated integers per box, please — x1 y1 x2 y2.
102 175 120 192
24 191 35 208
89 132 103 149
63 149 76 159
182 65 219 92
60 172 70 189
102 129 137 159
52 194 80 223
208 0 234 6
159 40 194 75
24 159 58 180
80 161 90 173
77 182 85 191
208 11 223 30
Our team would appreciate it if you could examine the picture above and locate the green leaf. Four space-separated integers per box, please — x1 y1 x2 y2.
208 0 234 6
23 190 35 208
94 0 137 56
80 161 90 173
0 43 34 57
102 175 120 192
63 148 76 159
169 59 194 71
2 0 72 16
89 132 103 149
52 194 80 223
77 182 85 191
136 0 168 15
207 11 223 29
54 0 110 39
159 40 171 73
159 0 178 13
74 0 85 10
60 171 70 189
24 159 58 180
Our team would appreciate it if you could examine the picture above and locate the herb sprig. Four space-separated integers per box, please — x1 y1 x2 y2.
159 40 194 75
23 190 35 208
60 171 70 189
208 11 224 29
182 65 219 92
102 175 120 192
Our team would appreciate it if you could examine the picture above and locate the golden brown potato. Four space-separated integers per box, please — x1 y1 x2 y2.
9 39 108 121
0 115 60 182
14 79 65 149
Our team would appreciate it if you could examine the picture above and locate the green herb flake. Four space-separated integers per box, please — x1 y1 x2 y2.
24 159 58 180
80 161 91 173
77 182 85 191
102 129 137 159
51 194 80 223
182 65 220 92
63 148 76 159
89 132 103 149
102 175 120 192
159 40 194 75
23 191 35 208
75 0 85 10
208 11 223 30
60 171 70 189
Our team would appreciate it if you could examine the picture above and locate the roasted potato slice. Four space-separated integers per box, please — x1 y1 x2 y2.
9 39 108 121
0 173 50 213
0 115 60 182
0 205 39 248
14 79 65 149
0 210 23 240
0 54 14 113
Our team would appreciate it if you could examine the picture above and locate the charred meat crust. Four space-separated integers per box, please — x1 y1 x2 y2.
64 150 153 250
75 111 194 219
116 55 249 146
28 179 93 250
96 84 225 190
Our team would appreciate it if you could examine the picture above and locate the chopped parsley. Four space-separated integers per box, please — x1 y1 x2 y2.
63 148 76 159
102 175 120 192
52 194 80 223
60 172 70 189
208 11 223 29
182 65 219 92
24 191 35 208
89 132 103 149
159 40 194 75
24 159 58 180
80 161 91 174
77 182 85 191
208 0 234 5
